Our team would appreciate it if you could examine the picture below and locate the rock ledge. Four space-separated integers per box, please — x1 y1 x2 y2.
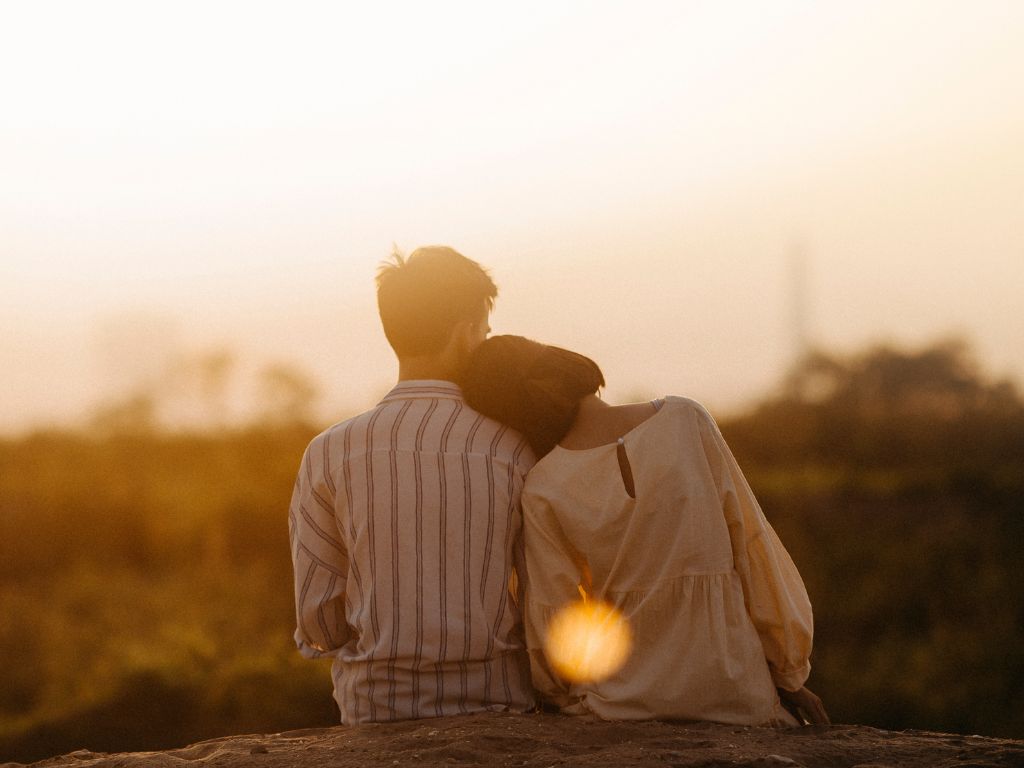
5 713 1023 768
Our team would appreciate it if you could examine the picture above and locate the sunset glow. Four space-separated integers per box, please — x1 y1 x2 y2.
2 1 1023 432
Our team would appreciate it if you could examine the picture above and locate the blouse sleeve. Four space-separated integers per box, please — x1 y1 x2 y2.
520 484 587 709
696 405 814 692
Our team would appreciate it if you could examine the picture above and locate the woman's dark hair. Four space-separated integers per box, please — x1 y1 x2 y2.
462 335 605 458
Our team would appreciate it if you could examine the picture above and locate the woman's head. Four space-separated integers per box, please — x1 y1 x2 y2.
461 335 605 458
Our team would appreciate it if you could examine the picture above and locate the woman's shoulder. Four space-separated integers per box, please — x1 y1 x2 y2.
659 395 717 424
651 397 729 449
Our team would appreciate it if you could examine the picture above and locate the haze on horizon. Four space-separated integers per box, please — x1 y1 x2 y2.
2 0 1023 435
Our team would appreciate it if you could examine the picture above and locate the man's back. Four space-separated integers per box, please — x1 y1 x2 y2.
289 380 536 722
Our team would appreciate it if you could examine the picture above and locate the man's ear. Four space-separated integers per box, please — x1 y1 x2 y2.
454 317 476 347
442 318 474 361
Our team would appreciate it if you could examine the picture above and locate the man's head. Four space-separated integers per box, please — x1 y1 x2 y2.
376 246 497 372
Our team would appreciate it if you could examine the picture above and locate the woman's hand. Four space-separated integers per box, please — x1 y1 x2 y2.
777 686 830 725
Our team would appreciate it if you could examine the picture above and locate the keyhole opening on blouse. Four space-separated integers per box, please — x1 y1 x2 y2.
616 439 636 499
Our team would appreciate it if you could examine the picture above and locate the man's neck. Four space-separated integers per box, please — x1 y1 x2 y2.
397 357 460 383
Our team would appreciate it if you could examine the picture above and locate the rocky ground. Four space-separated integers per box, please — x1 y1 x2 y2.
6 713 1023 768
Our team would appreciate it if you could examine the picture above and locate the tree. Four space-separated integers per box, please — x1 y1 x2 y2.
256 364 320 427
726 337 1024 473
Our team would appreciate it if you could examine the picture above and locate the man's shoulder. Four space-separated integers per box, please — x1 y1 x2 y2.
438 403 536 466
477 411 537 468
307 402 534 466
310 404 386 448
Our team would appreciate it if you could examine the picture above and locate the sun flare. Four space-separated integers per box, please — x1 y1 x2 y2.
544 600 633 684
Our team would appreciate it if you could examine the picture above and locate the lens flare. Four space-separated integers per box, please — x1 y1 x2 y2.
544 600 632 684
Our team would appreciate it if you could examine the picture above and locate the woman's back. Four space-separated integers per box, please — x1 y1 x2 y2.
520 396 809 725
529 398 736 590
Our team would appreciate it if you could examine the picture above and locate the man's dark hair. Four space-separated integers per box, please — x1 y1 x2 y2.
376 245 498 357
462 335 605 458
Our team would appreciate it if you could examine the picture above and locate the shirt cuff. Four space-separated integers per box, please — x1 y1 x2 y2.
771 661 811 692
294 631 335 660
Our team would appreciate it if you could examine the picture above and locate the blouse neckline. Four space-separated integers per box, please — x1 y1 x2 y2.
551 398 668 454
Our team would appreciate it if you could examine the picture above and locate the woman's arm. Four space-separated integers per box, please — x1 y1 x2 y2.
696 404 816 693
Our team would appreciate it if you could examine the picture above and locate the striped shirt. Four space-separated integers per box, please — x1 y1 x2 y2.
288 380 537 723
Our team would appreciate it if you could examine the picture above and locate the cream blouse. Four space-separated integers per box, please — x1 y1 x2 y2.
520 396 812 725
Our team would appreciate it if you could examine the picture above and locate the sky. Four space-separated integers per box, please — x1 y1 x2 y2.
2 0 1023 433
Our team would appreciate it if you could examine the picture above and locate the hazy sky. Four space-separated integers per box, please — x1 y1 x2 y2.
2 1 1023 433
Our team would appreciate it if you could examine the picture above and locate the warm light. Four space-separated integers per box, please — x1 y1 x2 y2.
544 600 632 684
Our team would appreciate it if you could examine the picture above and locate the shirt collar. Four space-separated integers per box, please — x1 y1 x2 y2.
378 379 465 405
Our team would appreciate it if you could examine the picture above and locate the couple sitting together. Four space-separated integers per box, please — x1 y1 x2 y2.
288 245 829 728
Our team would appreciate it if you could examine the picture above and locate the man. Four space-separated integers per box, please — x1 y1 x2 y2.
288 245 537 723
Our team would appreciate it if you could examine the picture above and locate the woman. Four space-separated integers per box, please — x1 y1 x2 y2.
461 335 829 726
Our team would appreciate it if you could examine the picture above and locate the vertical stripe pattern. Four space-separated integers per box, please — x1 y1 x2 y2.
288 380 537 723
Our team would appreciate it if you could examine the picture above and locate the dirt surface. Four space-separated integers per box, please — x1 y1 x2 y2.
5 713 1023 768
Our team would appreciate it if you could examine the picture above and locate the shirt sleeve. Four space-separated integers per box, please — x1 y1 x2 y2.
508 442 538 611
520 484 586 709
696 404 814 692
288 435 351 659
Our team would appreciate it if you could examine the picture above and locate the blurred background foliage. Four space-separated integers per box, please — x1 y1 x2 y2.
1 337 1022 762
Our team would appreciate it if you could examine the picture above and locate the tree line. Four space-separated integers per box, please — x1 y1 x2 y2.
0 338 1021 761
